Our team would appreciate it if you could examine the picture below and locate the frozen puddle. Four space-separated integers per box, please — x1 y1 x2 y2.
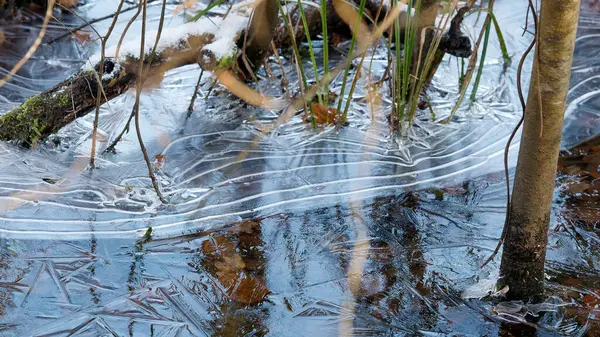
0 1 599 336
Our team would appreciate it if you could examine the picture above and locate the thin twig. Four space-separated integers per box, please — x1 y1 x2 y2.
0 0 56 89
270 41 290 96
239 1 262 86
53 3 103 41
187 68 204 116
90 0 127 168
204 78 218 100
104 110 135 153
115 0 145 60
104 0 166 153
133 0 168 203
47 0 160 44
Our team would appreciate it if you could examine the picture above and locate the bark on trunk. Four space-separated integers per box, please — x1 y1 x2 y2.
499 0 580 302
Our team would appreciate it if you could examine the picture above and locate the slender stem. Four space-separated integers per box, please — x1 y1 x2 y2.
400 0 421 126
90 0 127 167
320 0 329 106
470 0 494 101
466 8 511 69
406 2 459 123
0 0 55 89
104 0 166 154
187 69 204 116
188 0 226 22
277 0 316 127
297 0 323 105
115 0 145 60
345 0 387 118
338 0 367 117
104 110 135 154
48 0 160 44
443 7 493 123
271 41 291 97
134 0 167 203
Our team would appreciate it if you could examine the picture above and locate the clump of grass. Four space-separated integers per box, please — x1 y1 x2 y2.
276 0 317 127
297 0 324 107
469 3 511 101
337 0 368 116
320 0 329 106
272 0 507 133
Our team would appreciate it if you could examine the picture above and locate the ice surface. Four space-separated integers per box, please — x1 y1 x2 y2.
0 1 599 336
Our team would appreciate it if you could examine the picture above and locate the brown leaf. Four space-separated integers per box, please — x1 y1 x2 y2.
303 103 345 126
201 221 270 304
153 154 166 169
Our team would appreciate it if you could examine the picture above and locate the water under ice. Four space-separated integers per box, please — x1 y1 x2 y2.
0 1 599 336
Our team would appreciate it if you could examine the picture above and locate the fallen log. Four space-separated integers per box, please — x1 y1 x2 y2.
0 61 133 145
0 9 250 144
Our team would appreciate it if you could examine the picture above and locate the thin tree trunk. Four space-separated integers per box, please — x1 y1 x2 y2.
499 0 580 302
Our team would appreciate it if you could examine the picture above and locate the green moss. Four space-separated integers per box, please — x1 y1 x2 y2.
56 91 71 107
30 118 43 145
135 227 153 250
0 94 49 144
21 94 43 114
217 54 236 69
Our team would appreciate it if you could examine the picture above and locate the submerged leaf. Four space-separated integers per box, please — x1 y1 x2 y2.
201 220 270 304
303 103 345 126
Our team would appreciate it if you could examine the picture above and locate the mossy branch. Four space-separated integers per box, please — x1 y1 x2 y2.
0 21 242 145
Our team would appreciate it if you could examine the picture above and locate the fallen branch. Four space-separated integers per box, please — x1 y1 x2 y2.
0 9 249 144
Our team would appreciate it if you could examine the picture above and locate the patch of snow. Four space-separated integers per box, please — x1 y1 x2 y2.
84 10 249 70
202 15 247 61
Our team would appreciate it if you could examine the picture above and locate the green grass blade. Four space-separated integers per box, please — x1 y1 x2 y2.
338 0 368 116
277 0 316 127
297 0 323 106
320 0 329 107
470 16 491 101
188 0 225 22
466 8 511 70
